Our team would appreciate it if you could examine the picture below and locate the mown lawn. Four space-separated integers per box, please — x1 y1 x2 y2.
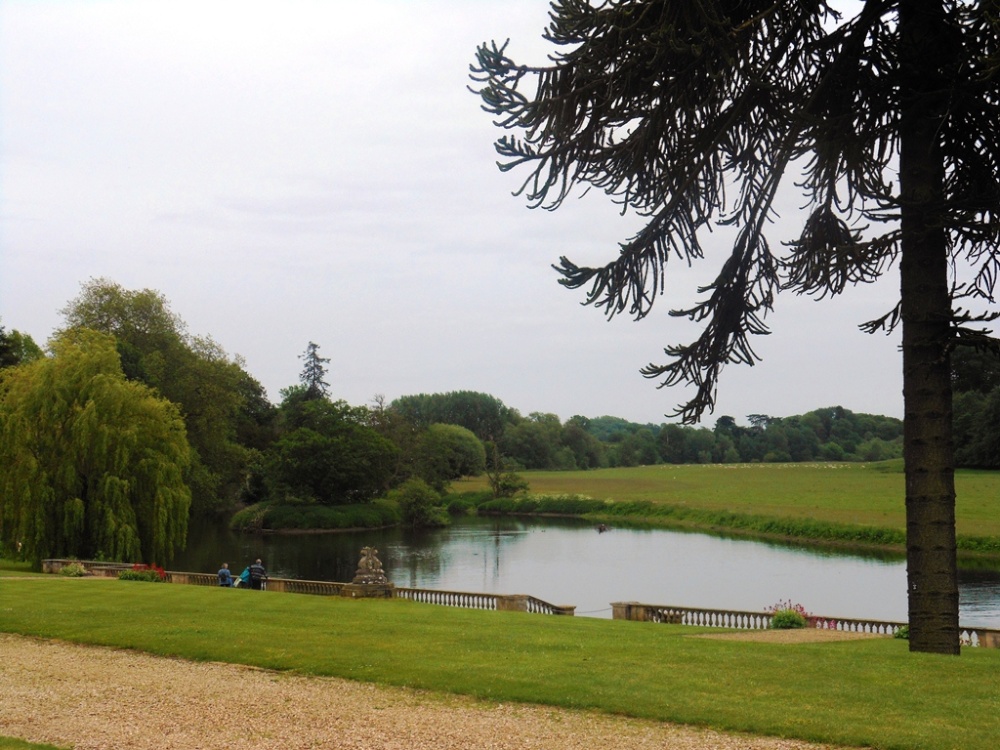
457 461 1000 538
0 739 65 750
1 577 998 750
0 560 39 578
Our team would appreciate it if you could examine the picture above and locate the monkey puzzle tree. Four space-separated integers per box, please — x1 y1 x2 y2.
0 329 190 565
472 1 1000 654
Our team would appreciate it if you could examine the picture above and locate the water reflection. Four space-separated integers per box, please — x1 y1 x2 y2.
172 516 1000 627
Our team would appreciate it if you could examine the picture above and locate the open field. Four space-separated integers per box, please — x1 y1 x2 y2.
1 576 998 750
457 461 1000 541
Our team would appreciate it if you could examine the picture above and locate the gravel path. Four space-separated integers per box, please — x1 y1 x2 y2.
0 633 860 750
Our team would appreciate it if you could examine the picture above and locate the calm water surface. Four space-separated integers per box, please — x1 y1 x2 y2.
172 516 1000 627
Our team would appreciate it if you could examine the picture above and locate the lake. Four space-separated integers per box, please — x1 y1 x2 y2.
171 516 1000 627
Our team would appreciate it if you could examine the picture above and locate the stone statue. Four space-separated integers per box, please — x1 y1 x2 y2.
352 546 388 585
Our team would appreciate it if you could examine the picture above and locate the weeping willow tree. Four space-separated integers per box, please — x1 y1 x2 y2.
0 328 191 566
472 1 1000 654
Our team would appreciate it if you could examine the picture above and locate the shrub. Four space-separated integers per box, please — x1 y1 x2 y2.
390 478 449 528
59 561 88 577
444 493 480 515
229 502 272 531
770 610 808 629
894 625 910 640
118 564 166 583
766 599 811 629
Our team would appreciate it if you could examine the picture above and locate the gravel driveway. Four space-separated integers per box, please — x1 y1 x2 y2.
0 633 858 750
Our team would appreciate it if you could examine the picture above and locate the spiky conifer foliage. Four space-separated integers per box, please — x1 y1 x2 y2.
472 0 1000 653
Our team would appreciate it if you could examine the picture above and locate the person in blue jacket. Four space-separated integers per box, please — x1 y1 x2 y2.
217 562 234 587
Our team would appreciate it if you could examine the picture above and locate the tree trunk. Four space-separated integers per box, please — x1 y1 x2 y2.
898 0 959 655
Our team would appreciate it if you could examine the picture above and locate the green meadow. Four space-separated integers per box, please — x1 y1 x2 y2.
457 461 1000 553
1 576 999 750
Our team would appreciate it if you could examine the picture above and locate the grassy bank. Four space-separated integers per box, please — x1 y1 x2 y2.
455 461 1000 554
1 576 997 750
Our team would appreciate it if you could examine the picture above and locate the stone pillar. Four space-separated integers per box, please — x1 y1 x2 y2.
496 594 528 612
613 602 660 621
979 630 1000 649
612 601 638 620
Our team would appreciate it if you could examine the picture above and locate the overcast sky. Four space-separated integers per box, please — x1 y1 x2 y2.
0 0 903 426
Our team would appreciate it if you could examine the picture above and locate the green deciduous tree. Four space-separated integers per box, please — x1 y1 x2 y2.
0 322 43 369
391 391 519 442
473 0 996 654
368 394 423 488
484 441 529 498
0 329 190 565
266 389 398 505
60 278 261 515
561 416 607 468
500 412 564 469
416 423 487 491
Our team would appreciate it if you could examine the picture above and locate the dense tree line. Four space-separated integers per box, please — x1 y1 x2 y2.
2 281 996 567
392 392 906 470
0 287 492 564
492 406 903 471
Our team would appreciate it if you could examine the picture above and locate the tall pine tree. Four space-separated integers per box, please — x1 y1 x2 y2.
299 341 331 400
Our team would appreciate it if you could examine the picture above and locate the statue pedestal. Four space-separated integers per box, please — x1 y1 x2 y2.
341 582 396 599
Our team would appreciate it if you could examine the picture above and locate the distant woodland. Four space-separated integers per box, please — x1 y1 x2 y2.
1 281 997 540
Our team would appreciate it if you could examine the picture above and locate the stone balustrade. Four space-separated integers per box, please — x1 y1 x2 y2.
611 601 1000 647
271 578 346 596
395 586 500 610
392 588 575 614
526 596 576 616
38 559 997 642
165 572 217 586
613 602 907 632
40 559 572 615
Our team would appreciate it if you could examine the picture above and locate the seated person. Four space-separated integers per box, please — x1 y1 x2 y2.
217 562 234 587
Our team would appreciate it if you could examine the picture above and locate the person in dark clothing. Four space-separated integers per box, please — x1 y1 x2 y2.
217 562 234 587
249 558 267 590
